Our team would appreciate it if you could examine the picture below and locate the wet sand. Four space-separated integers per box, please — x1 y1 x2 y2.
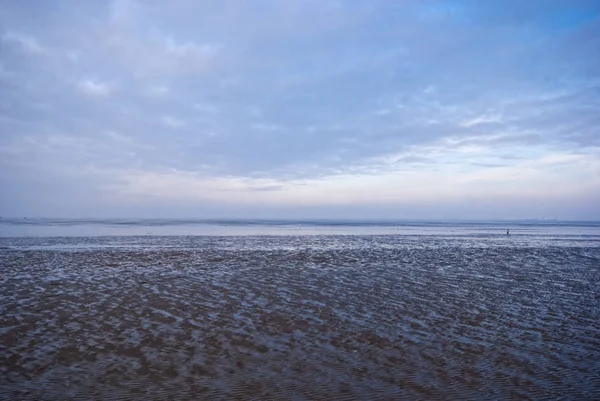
1 235 600 400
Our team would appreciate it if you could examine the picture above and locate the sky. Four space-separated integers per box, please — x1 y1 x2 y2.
0 0 599 220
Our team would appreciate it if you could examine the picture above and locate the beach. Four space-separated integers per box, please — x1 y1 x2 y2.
1 221 600 399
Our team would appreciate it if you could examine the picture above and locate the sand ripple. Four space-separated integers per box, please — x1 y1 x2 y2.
1 235 600 400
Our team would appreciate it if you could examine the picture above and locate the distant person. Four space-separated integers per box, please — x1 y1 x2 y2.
507 229 509 235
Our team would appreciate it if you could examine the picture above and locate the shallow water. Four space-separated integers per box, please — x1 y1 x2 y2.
1 231 600 400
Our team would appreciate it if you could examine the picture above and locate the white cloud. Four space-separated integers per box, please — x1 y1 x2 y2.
193 103 217 113
103 0 221 78
66 50 79 62
161 116 186 128
423 85 437 95
108 170 287 203
105 130 133 144
101 147 600 209
1 30 46 54
109 0 142 25
148 37 221 76
373 108 391 116
144 85 169 97
77 79 114 97
163 38 218 59
108 34 221 78
0 63 13 80
105 130 154 150
252 123 284 131
460 113 502 127
1 0 598 218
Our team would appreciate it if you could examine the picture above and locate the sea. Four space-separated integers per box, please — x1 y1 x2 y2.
1 218 599 400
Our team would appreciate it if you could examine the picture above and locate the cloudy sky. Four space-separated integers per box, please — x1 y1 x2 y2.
0 0 599 219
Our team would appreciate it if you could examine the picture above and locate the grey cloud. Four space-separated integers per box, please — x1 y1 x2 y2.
246 185 285 192
395 156 436 164
1 0 599 216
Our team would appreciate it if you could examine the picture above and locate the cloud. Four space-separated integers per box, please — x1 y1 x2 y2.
109 0 141 25
143 85 169 97
459 113 503 128
77 79 114 96
102 0 222 78
193 103 217 113
161 116 186 129
163 38 219 60
1 30 46 54
0 0 599 218
247 185 285 192
0 63 14 80
93 146 599 215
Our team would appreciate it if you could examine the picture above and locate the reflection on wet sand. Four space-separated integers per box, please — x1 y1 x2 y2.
1 235 599 400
